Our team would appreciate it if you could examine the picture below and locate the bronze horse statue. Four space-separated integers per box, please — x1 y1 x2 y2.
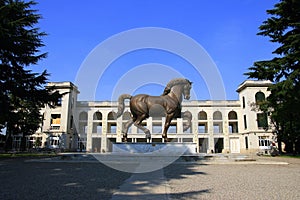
116 78 192 142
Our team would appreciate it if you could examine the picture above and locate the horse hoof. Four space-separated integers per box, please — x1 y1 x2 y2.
122 138 127 142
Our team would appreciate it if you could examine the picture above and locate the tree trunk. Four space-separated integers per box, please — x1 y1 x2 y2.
4 134 12 152
20 133 27 152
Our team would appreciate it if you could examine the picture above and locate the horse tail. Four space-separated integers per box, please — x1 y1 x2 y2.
116 94 132 118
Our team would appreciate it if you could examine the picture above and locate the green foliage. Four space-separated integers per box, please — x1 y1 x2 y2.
245 0 300 153
0 0 61 149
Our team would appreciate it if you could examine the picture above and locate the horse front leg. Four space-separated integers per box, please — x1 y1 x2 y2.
182 111 192 132
162 113 174 142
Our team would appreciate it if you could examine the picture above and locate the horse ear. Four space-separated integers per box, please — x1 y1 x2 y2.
185 79 192 85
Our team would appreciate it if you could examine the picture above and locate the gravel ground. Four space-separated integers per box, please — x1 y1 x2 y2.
164 156 300 200
0 156 299 200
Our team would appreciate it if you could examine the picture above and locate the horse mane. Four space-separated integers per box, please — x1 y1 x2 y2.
162 78 191 95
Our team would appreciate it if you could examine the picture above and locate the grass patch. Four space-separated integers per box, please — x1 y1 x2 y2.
280 154 300 159
0 152 57 158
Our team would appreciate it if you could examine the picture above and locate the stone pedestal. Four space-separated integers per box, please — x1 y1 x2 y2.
112 142 197 155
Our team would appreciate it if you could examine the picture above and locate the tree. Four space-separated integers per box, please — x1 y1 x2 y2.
245 0 300 154
0 0 61 151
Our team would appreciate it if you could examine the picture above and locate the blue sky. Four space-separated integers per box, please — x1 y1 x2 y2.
35 0 278 101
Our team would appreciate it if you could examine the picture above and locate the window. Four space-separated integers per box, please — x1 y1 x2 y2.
213 111 222 134
198 111 208 134
49 136 60 148
93 112 102 120
257 113 268 129
50 114 61 130
79 112 88 121
258 136 270 147
108 112 117 134
183 111 192 133
255 92 265 103
198 111 207 120
168 123 177 133
228 111 237 120
108 112 116 120
51 114 61 124
153 122 162 133
198 123 207 133
228 111 238 133
108 123 117 133
245 136 249 149
243 115 247 129
228 123 238 133
70 116 73 129
122 112 131 120
56 98 62 106
242 96 245 108
213 111 222 120
79 124 88 134
92 122 102 134
78 137 86 151
213 123 223 133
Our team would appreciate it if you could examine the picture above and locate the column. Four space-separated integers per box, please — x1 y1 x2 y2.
101 111 108 153
86 111 93 152
223 115 230 153
208 114 214 153
116 117 122 143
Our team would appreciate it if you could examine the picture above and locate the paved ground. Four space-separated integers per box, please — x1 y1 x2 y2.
0 155 299 200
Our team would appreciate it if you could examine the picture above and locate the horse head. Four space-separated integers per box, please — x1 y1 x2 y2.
162 78 192 100
183 79 192 100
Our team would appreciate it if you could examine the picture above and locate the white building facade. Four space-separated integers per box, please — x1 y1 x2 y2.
32 80 275 154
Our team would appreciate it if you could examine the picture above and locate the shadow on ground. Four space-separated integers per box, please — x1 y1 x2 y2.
0 155 211 200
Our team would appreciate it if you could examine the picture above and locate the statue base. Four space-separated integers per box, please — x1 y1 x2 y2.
112 142 197 155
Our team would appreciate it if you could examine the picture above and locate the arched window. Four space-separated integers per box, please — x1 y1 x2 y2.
228 111 237 120
92 111 102 134
107 111 117 133
93 112 102 120
255 92 265 103
79 112 88 135
228 111 238 133
213 111 222 134
122 111 131 120
213 111 222 120
183 111 192 133
198 111 207 134
108 111 116 120
79 112 88 120
198 111 207 120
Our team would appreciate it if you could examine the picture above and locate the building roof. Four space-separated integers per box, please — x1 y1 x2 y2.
236 80 272 93
46 82 80 93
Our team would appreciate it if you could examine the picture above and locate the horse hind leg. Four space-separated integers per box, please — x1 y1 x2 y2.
122 118 134 142
135 123 151 141
134 114 151 142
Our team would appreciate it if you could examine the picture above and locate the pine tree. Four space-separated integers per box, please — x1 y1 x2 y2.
0 0 61 151
245 0 300 154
